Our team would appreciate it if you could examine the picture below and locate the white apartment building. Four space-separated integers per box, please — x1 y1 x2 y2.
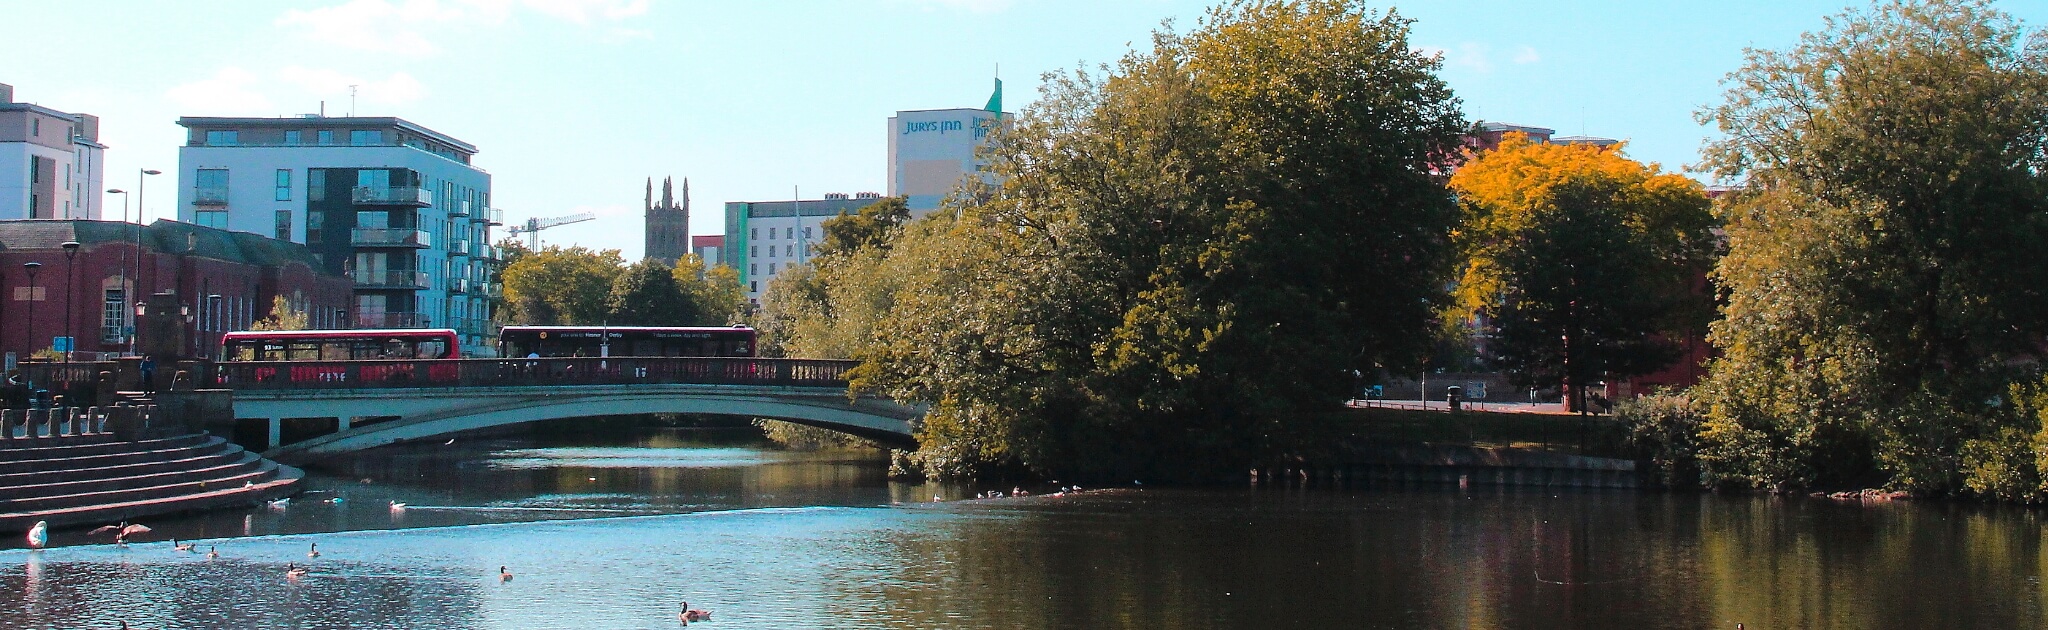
0 84 105 221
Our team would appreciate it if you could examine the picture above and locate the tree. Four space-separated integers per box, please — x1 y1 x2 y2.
1447 133 1716 409
607 259 695 326
1693 0 2048 494
252 294 310 331
672 254 748 325
854 0 1469 481
500 246 625 325
814 196 911 258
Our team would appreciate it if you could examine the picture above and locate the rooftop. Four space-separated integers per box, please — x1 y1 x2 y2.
177 115 478 155
0 219 332 272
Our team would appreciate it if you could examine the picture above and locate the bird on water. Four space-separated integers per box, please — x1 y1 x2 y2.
499 566 514 582
25 521 47 549
307 542 321 558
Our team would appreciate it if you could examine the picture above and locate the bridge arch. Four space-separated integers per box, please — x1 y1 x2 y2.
246 385 920 464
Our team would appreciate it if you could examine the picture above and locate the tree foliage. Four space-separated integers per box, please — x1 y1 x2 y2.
672 254 749 326
500 246 625 325
606 258 696 326
1447 133 1716 398
848 0 1468 481
758 198 918 360
251 294 310 331
1693 0 2048 494
814 196 911 258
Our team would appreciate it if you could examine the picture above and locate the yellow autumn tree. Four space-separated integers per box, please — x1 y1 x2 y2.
1447 132 1715 403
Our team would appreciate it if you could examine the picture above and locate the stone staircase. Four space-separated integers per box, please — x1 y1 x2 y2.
0 406 301 534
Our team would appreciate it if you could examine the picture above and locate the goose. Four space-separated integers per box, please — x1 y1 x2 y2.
680 603 712 622
25 521 47 549
307 542 321 558
286 563 309 579
90 522 152 545
206 546 219 559
499 566 514 582
172 539 195 552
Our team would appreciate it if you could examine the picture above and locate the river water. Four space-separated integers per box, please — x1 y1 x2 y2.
3 429 2046 629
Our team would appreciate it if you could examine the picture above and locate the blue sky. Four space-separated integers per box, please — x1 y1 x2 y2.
8 0 2044 260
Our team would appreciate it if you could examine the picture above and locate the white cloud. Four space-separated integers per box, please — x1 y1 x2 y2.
1513 46 1541 65
278 67 429 107
166 67 275 114
521 0 649 24
1418 43 1495 74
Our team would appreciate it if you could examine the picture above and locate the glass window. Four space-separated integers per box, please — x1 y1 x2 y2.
284 130 303 145
101 289 127 343
318 130 335 146
195 209 228 229
769 263 777 274
196 168 228 188
205 130 238 146
275 210 292 240
357 169 390 188
750 245 758 257
350 130 382 146
274 169 292 201
750 281 758 293
750 263 758 275
804 227 813 239
308 169 326 201
751 228 758 239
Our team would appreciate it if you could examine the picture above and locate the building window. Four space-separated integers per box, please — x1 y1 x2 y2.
31 117 39 137
205 130 238 146
750 263 758 275
308 169 326 201
769 263 777 274
750 246 758 257
284 130 302 145
751 228 758 239
275 169 292 201
196 168 228 196
803 227 813 239
750 281 758 293
350 130 382 146
318 130 335 146
275 210 293 240
196 209 228 229
307 210 323 243
102 288 128 343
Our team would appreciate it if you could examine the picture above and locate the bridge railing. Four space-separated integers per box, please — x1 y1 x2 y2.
215 357 857 390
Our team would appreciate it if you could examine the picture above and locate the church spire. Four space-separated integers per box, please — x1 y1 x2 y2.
644 177 653 212
681 178 690 211
660 177 674 208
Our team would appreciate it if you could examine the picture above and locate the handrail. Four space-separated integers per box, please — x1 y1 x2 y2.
216 357 856 390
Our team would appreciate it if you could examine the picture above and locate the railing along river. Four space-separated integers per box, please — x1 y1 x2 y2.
215 357 858 390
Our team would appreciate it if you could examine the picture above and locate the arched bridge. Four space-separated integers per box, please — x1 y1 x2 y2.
210 358 921 464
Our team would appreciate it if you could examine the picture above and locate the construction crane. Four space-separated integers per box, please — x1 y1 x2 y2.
506 212 596 249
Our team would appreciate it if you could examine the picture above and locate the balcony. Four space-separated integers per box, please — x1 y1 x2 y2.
477 207 504 225
193 186 229 206
351 228 432 248
354 312 432 329
479 283 503 299
350 269 431 290
448 239 470 256
448 200 471 218
449 277 471 294
351 186 433 206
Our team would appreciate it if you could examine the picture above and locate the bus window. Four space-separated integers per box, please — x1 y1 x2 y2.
286 342 322 361
230 344 257 361
418 339 449 359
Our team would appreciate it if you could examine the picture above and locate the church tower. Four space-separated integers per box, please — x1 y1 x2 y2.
645 176 690 264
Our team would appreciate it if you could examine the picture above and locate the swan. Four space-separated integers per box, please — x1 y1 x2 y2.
266 498 290 510
172 539 195 552
206 546 219 559
25 521 47 549
307 542 321 558
389 501 407 511
499 566 514 582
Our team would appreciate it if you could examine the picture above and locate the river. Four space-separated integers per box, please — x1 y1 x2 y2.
3 428 2045 629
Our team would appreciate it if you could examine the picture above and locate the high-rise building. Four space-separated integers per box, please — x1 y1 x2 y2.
723 192 882 304
0 83 105 221
886 79 1007 215
644 176 689 264
690 235 723 267
173 115 505 355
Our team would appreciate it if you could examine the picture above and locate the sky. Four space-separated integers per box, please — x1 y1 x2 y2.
7 0 2045 261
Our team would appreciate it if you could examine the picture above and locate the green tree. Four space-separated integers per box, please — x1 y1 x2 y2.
607 258 695 326
814 196 912 258
1693 0 2048 493
1447 134 1716 409
500 246 624 325
855 0 1468 481
672 254 749 325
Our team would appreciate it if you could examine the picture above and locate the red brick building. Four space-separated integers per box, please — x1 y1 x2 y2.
0 219 353 363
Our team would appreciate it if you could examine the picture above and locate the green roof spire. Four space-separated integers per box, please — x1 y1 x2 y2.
984 76 1002 114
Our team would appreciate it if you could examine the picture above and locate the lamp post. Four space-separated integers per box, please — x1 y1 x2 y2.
22 262 42 359
60 242 80 362
109 189 131 355
135 169 160 311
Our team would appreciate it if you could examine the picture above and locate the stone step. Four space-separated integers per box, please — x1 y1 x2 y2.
0 464 302 533
0 430 115 449
0 459 281 514
0 443 247 489
0 436 223 475
0 433 209 464
0 451 264 501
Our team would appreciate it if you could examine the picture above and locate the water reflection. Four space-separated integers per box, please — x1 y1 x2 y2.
2 430 2046 628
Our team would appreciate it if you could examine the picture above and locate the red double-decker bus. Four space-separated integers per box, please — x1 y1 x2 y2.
217 329 462 385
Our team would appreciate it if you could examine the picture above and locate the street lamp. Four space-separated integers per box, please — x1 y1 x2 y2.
61 241 80 362
135 170 160 321
22 262 42 359
109 189 131 355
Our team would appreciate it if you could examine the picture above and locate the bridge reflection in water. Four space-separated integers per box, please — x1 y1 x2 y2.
209 358 919 463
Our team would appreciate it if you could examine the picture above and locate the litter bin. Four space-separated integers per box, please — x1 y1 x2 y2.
1446 385 1463 412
